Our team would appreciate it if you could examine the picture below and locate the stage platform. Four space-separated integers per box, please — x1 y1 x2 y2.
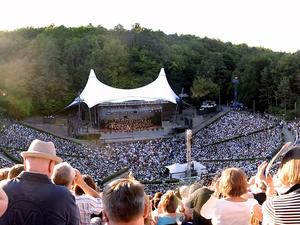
22 106 230 144
99 129 170 143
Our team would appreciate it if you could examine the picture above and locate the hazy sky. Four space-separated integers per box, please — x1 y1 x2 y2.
1 0 299 53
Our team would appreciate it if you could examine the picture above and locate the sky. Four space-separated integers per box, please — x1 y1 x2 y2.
1 0 299 53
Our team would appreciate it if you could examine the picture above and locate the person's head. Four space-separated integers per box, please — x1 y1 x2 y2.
52 162 75 189
189 182 201 195
159 190 179 214
103 178 146 225
0 168 10 181
21 139 62 177
179 185 189 199
220 167 248 197
152 192 163 210
8 164 24 179
74 174 97 195
279 146 300 186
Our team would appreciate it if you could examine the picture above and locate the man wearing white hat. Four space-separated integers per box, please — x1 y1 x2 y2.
0 139 80 225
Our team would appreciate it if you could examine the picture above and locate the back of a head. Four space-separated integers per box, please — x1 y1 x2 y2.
8 164 24 179
179 185 190 199
189 182 202 195
152 192 163 209
159 190 178 213
103 178 145 224
52 162 75 188
280 146 300 186
220 167 248 197
0 168 10 181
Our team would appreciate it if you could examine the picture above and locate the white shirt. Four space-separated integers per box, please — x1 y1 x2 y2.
201 196 258 225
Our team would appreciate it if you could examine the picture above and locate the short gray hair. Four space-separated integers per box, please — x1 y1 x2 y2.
52 162 75 187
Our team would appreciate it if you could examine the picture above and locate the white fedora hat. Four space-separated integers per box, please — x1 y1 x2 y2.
21 139 62 163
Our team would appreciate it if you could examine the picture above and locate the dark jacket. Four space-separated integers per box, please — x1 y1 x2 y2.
0 171 80 225
186 187 213 225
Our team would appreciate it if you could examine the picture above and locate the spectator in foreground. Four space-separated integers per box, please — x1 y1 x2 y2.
52 162 103 225
201 168 258 225
257 146 300 224
0 139 80 225
102 178 147 225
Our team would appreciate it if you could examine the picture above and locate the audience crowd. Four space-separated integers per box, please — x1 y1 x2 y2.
0 111 282 190
0 110 296 225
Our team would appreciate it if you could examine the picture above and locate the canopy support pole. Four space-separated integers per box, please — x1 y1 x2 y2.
78 102 81 120
89 108 92 128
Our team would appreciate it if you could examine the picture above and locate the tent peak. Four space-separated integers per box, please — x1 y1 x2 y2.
89 69 96 78
159 68 166 76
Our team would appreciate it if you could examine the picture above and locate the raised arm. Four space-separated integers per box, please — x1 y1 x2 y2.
73 169 100 198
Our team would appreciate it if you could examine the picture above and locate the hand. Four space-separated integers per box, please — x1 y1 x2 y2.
255 161 273 186
212 178 221 197
255 161 268 182
255 161 275 196
73 169 84 186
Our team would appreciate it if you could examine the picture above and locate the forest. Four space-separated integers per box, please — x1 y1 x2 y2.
0 23 299 119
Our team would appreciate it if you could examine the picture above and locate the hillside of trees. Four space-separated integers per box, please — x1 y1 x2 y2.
0 24 300 119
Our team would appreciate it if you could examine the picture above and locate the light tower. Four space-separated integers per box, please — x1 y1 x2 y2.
186 129 192 182
232 77 239 108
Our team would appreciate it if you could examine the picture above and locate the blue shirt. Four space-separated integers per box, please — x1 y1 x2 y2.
157 214 184 225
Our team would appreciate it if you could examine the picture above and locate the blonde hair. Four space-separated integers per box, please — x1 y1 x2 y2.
279 159 300 186
159 190 178 213
220 168 248 197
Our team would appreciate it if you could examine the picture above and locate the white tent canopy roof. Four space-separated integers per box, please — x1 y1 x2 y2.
70 68 179 108
166 161 206 174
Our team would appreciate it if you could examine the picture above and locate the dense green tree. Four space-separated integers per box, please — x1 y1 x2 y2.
0 25 299 118
191 76 220 101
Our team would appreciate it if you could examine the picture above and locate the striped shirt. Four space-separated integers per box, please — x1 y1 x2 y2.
262 184 300 225
75 195 103 225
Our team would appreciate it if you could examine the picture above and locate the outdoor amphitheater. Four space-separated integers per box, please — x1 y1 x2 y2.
0 68 296 195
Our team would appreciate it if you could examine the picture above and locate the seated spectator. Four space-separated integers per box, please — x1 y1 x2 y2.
156 190 184 225
102 177 147 225
0 139 80 225
8 164 24 179
52 163 103 225
201 168 258 225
